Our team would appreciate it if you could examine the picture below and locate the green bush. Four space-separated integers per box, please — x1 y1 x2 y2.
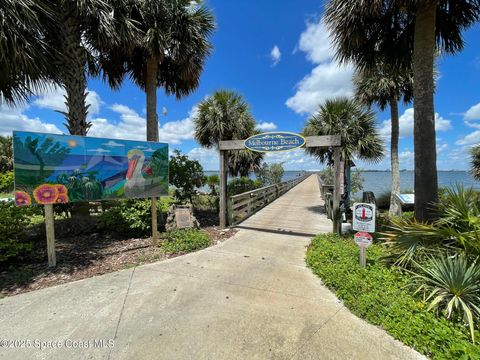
227 177 262 196
160 229 211 254
0 171 13 193
0 201 34 262
97 198 174 238
306 234 480 359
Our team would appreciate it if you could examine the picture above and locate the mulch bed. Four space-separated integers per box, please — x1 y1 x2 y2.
0 211 237 298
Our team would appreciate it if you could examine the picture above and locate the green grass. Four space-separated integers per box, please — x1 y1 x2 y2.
306 234 480 359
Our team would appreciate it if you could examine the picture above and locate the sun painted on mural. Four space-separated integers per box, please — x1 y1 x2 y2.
13 131 169 206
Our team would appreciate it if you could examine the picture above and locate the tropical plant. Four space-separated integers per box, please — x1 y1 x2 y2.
471 145 480 181
0 0 52 104
325 1 480 222
303 97 384 208
354 64 413 216
0 171 14 193
413 253 480 341
0 136 13 173
381 185 480 266
256 162 285 186
227 177 262 196
194 90 257 147
228 149 263 177
204 174 219 195
169 150 204 202
57 170 103 201
318 167 364 195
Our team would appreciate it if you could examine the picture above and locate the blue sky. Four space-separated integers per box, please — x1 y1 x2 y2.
1 0 480 171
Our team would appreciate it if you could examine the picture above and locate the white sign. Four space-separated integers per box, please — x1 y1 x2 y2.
352 203 376 233
354 231 373 248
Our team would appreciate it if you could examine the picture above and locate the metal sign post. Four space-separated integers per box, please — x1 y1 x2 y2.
352 203 376 267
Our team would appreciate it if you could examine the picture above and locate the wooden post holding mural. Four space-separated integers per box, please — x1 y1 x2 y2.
151 197 158 243
44 204 56 267
332 147 342 235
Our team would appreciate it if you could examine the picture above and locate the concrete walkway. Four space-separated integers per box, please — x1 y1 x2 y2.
0 175 423 360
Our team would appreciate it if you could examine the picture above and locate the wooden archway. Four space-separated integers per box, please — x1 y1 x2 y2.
218 135 343 234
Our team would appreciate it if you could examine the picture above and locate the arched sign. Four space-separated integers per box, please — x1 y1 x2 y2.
244 132 306 152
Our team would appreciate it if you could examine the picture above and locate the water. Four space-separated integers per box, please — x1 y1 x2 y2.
356 170 479 197
202 170 480 196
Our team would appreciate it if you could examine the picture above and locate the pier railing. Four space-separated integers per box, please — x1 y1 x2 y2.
227 174 309 225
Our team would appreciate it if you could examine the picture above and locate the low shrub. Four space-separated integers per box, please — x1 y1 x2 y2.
0 171 13 193
97 198 174 238
0 202 35 262
306 234 480 359
160 229 211 254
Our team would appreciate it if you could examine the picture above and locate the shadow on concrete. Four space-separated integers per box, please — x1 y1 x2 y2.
234 225 317 238
305 205 326 215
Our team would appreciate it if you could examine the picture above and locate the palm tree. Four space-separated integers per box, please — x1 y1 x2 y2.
324 0 480 221
303 97 384 209
0 0 51 104
353 63 413 215
471 145 480 181
194 90 263 177
228 149 263 177
101 0 215 143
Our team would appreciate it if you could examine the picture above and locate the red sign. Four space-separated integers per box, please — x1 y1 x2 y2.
354 231 373 248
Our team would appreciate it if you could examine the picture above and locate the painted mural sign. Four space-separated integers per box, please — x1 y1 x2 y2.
13 131 168 206
244 132 305 152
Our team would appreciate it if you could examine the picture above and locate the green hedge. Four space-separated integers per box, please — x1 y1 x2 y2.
306 234 480 359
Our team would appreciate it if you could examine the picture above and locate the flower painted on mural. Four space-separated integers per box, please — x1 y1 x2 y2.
55 193 69 204
33 184 59 204
15 191 31 206
55 184 68 195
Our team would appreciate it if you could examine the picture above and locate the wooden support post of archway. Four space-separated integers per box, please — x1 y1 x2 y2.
218 135 342 234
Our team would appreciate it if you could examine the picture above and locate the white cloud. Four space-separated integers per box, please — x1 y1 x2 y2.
377 108 452 140
89 104 195 144
34 85 101 116
0 104 62 136
286 62 354 114
187 147 219 170
256 122 277 131
456 130 480 146
270 45 281 66
87 148 110 153
102 140 124 147
286 18 353 115
464 102 480 120
297 20 333 63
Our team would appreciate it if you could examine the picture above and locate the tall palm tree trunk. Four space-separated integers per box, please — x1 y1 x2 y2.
59 8 90 136
146 57 159 142
389 96 401 216
58 9 91 217
145 57 159 242
413 2 438 222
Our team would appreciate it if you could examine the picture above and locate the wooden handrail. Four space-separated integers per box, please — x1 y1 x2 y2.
227 174 309 225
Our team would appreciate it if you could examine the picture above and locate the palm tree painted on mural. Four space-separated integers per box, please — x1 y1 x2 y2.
353 63 413 216
193 90 263 176
324 0 480 221
471 145 480 181
303 97 384 210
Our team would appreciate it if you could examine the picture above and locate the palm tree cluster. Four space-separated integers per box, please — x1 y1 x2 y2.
1 0 215 140
471 145 480 181
324 0 480 221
